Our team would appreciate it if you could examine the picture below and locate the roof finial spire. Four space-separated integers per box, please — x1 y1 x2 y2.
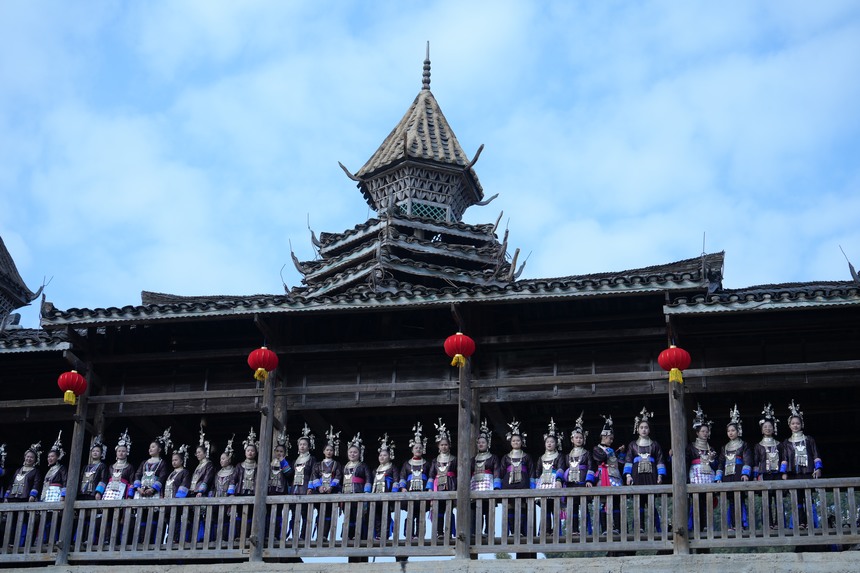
422 41 431 90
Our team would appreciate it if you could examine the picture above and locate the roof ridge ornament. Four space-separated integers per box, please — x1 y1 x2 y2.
422 41 431 90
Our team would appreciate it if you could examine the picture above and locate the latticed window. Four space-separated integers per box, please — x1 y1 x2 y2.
411 202 448 221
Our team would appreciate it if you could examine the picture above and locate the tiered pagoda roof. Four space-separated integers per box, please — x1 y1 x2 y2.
0 236 41 333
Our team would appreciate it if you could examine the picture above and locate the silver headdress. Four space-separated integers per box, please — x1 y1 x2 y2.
0 443 6 468
692 404 712 430
325 426 341 456
90 434 106 460
275 428 290 457
223 434 235 459
434 418 451 443
378 433 395 459
788 399 804 428
155 427 173 454
198 422 211 459
544 417 562 449
728 404 743 436
570 411 588 441
347 432 365 462
298 423 315 451
172 444 189 467
633 407 653 434
506 417 527 447
243 427 259 450
27 441 43 465
409 422 427 454
478 419 492 448
759 403 779 435
116 428 132 454
50 431 65 462
600 415 614 436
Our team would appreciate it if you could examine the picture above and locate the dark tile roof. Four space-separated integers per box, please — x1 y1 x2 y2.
665 281 860 314
40 255 721 328
0 327 70 353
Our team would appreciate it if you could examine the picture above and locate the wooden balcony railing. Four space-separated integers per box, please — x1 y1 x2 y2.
1 478 859 564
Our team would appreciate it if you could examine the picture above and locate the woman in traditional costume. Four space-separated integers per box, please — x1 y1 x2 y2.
289 424 316 540
268 430 292 495
100 429 134 500
4 442 42 546
213 435 235 497
427 418 456 539
133 427 171 498
79 435 108 500
624 407 666 532
780 400 822 529
371 433 400 540
563 413 593 535
164 445 191 543
685 404 717 531
42 432 68 502
5 442 41 501
399 422 430 539
309 426 343 540
231 428 260 497
190 424 215 497
500 418 533 536
534 418 563 535
590 415 625 535
470 420 501 538
715 405 753 530
341 433 371 540
754 403 783 529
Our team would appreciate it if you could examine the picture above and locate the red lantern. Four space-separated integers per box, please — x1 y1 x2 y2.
658 345 691 384
248 346 279 382
57 370 87 405
444 332 475 368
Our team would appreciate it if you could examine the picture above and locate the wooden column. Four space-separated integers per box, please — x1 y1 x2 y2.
249 371 276 562
455 359 472 560
55 366 91 565
669 377 690 554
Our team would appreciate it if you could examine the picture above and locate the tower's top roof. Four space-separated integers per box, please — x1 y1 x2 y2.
0 236 38 309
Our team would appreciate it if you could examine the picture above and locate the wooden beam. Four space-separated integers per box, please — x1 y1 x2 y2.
62 349 87 372
254 314 280 346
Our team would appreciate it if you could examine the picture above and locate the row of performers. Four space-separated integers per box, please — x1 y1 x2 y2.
2 400 821 507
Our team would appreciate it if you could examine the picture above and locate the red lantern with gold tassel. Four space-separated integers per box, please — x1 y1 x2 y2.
248 346 279 382
57 370 88 405
444 332 475 368
658 345 691 384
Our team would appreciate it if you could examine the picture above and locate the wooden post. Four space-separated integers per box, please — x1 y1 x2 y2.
669 377 690 554
455 359 472 560
55 368 91 565
249 370 276 562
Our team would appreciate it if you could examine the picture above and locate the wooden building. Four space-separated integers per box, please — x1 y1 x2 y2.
1 52 859 567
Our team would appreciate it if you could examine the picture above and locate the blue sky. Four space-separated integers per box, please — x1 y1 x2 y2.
2 1 859 328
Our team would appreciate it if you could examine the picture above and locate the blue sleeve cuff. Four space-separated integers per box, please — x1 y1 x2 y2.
95 483 106 495
814 460 823 470
363 484 371 493
331 478 339 487
152 482 162 492
176 487 189 498
279 459 290 472
779 462 787 473
133 480 141 489
657 464 666 476
623 463 632 475
227 484 236 495
30 488 39 498
742 466 751 476
715 470 723 481
493 478 502 489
